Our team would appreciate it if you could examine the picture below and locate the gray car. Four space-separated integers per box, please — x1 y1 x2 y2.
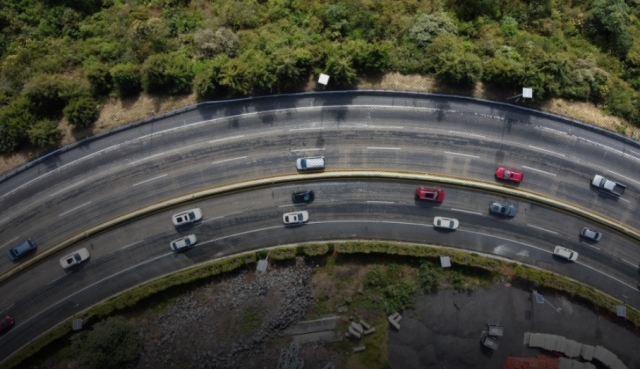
489 202 517 217
580 227 602 241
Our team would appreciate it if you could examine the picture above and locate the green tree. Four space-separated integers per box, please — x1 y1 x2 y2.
84 62 112 96
28 119 61 148
0 97 36 153
409 13 458 47
71 316 141 369
585 0 634 58
64 96 99 128
218 58 251 96
21 74 73 118
110 63 142 97
323 55 357 87
193 54 230 98
272 47 311 91
141 53 194 95
193 27 239 57
500 16 518 39
346 40 391 74
241 50 277 94
482 56 525 87
418 261 440 292
427 33 483 85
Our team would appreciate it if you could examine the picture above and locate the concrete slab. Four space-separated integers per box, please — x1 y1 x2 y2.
291 331 343 345
285 316 340 335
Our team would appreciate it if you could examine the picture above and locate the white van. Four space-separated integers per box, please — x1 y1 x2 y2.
553 246 578 261
296 156 325 171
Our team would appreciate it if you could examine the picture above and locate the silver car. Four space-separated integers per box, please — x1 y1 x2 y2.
433 216 459 229
172 208 203 227
580 227 602 241
489 202 517 217
170 234 197 252
283 211 309 225
59 248 90 269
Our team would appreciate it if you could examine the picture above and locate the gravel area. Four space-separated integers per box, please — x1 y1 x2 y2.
135 261 314 369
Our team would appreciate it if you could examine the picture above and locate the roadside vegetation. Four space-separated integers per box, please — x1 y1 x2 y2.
3 241 638 369
1 0 640 161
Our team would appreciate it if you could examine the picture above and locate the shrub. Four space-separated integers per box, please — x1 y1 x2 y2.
64 97 99 129
28 119 61 148
71 316 141 369
418 261 440 292
427 33 483 85
194 27 239 57
141 53 194 95
345 40 391 74
384 280 417 312
302 243 330 256
585 0 634 58
408 13 458 47
110 63 142 97
84 62 112 96
270 246 297 260
482 56 525 87
21 74 73 118
0 96 36 153
500 16 519 39
322 55 357 87
193 55 230 98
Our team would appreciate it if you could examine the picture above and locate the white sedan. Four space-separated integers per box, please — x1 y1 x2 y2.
172 208 203 227
170 234 197 252
433 217 459 230
59 248 90 269
283 211 309 225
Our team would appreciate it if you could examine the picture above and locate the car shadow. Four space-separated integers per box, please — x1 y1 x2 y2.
414 200 443 208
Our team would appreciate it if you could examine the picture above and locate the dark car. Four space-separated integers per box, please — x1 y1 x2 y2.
7 239 37 261
495 167 523 183
0 316 14 333
292 190 314 204
415 187 444 202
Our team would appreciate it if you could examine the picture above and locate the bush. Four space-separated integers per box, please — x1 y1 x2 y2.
71 316 141 369
365 265 387 288
0 96 36 153
28 119 61 148
500 16 519 39
427 33 483 85
322 55 357 87
193 27 239 57
84 62 113 96
110 63 142 97
302 243 330 256
482 56 525 87
270 247 297 260
193 55 230 98
141 53 194 95
271 47 311 91
346 40 391 74
21 74 74 118
64 97 99 129
217 57 251 96
408 13 458 47
384 280 417 312
585 0 634 58
418 261 440 292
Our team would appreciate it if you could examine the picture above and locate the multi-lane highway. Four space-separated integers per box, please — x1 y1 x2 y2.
0 91 639 360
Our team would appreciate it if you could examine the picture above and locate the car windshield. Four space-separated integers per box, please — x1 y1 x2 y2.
188 212 195 220
74 254 81 261
300 159 307 168
503 170 509 179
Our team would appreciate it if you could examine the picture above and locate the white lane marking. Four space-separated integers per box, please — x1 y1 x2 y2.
620 198 630 203
448 131 486 138
211 156 247 165
451 208 483 216
208 135 245 143
0 237 18 249
128 152 166 166
575 261 637 290
203 215 226 223
444 151 480 159
367 147 401 150
49 180 86 197
580 241 601 250
120 240 143 250
527 223 558 235
368 125 404 129
58 201 92 217
288 127 324 131
522 165 556 176
0 303 14 314
290 148 325 152
132 174 168 187
620 258 637 267
367 201 394 204
541 127 568 135
46 274 67 286
278 204 296 208
606 170 640 186
528 145 566 157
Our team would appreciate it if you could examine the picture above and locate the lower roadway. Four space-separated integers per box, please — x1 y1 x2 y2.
0 180 639 362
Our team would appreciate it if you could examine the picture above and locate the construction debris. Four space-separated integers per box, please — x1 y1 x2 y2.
353 346 366 353
363 328 376 335
359 319 371 330
388 312 402 330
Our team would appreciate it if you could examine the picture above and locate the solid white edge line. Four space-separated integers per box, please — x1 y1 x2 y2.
208 134 245 144
366 147 401 150
58 201 92 217
290 148 326 152
120 240 143 250
606 170 640 186
450 208 483 216
366 201 394 204
528 145 566 157
46 274 67 286
448 131 486 138
288 127 324 131
211 156 248 165
527 223 558 234
444 151 480 158
522 165 556 176
580 241 601 250
131 174 168 187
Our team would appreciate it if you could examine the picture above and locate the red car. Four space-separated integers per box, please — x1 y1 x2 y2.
0 316 14 333
495 167 523 183
415 187 444 202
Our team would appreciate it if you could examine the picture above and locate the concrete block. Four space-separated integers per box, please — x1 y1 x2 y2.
389 312 400 320
351 322 364 334
364 328 376 335
348 326 362 338
388 317 400 330
353 346 366 353
359 319 371 330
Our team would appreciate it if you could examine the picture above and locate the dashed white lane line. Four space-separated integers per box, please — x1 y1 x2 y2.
278 204 296 208
580 241 601 250
288 127 324 131
211 156 247 165
620 258 637 267
528 145 566 157
0 237 18 249
367 147 401 150
290 148 325 152
606 169 640 186
522 165 556 176
58 201 92 217
541 127 568 135
367 201 394 204
131 174 168 187
203 215 226 222
451 208 483 216
620 198 630 203
448 131 486 138
208 134 245 143
0 303 14 314
444 151 480 159
120 240 143 251
527 223 558 235
49 180 86 197
128 152 166 166
46 274 67 286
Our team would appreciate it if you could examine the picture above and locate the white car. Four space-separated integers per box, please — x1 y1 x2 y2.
433 217 459 230
283 211 309 225
59 248 90 269
553 246 578 261
296 157 325 171
170 234 197 252
172 208 203 227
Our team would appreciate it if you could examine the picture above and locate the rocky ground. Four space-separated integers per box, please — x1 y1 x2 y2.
134 260 316 369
